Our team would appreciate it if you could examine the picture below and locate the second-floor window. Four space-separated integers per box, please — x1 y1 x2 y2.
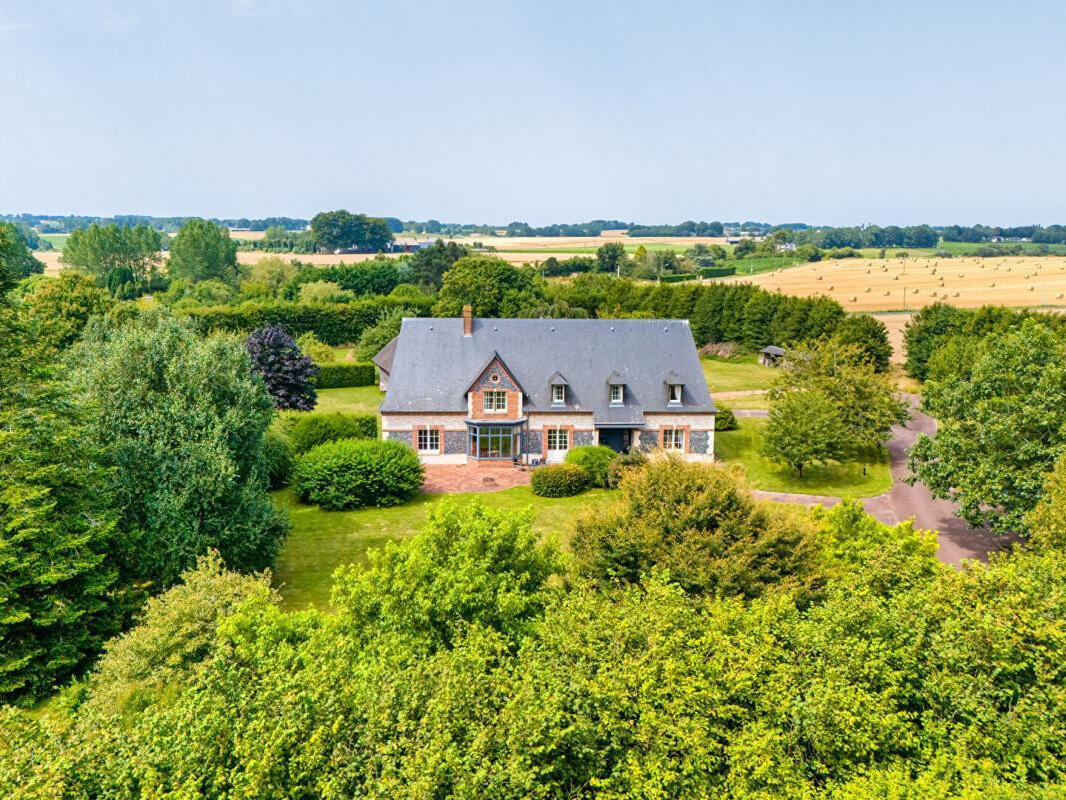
483 390 507 413
610 384 624 405
552 385 566 404
669 384 683 404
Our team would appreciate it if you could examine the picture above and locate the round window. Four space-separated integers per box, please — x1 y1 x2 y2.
490 373 500 384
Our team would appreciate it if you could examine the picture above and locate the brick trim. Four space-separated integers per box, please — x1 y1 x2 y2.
659 424 690 453
542 424 574 460
413 424 444 455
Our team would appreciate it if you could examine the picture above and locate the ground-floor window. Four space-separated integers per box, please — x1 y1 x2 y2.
546 428 569 452
469 426 517 459
417 428 440 453
663 428 685 450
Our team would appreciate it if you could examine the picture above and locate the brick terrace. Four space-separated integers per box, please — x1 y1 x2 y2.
422 463 533 493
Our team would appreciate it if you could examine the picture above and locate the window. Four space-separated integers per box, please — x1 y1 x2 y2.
552 384 566 404
546 428 569 451
663 428 685 450
483 390 507 413
469 426 515 458
416 428 440 453
610 384 624 405
669 384 683 404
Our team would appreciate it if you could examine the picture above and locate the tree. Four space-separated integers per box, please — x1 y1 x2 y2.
761 388 847 476
0 222 44 281
909 320 1066 534
245 324 318 411
432 255 546 317
0 308 122 703
572 458 825 597
20 272 114 351
62 223 162 289
903 302 966 380
332 499 561 650
355 307 404 361
775 339 907 455
167 219 239 285
242 255 299 295
1027 454 1066 550
596 241 626 274
310 210 394 253
832 314 892 372
68 311 288 588
733 238 757 257
405 239 468 288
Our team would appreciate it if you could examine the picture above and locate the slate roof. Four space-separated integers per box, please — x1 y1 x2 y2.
761 345 785 356
373 336 398 372
380 317 716 422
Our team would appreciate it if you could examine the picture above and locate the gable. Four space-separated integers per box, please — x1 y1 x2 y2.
466 353 523 395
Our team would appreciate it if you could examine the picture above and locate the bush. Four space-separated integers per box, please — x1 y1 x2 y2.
315 362 376 388
659 272 698 283
263 428 293 489
697 266 737 278
531 463 589 497
715 407 738 431
246 324 318 411
293 438 424 510
295 331 335 363
290 412 377 454
564 445 617 489
606 448 647 489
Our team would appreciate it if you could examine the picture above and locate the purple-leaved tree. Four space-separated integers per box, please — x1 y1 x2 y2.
246 324 318 411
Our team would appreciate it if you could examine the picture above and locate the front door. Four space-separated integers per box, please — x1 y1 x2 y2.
599 428 626 453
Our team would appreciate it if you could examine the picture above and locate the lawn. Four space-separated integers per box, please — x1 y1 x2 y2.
314 386 384 415
702 355 778 393
714 418 891 500
715 392 769 410
272 486 612 609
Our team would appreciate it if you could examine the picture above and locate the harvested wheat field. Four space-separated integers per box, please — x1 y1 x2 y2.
725 255 1066 312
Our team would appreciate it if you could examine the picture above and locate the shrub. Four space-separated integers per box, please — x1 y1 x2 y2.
295 330 335 363
531 463 589 497
355 308 406 361
315 362 376 388
715 407 738 431
659 272 698 283
564 445 617 489
697 266 737 278
290 412 377 454
263 428 293 489
246 324 318 411
293 438 424 510
606 448 647 489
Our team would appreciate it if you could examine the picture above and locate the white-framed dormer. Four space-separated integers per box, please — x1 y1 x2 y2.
548 370 569 407
665 370 684 406
607 370 625 406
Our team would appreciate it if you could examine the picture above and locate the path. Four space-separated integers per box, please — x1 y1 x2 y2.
868 396 1010 565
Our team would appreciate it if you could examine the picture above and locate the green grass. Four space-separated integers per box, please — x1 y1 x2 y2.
314 386 384 415
38 233 68 250
714 418 891 500
716 392 769 410
702 355 778 393
272 486 611 609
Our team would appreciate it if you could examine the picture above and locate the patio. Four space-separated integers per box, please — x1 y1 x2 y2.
422 463 533 493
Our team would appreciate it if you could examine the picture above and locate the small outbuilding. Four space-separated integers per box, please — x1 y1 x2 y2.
759 345 785 367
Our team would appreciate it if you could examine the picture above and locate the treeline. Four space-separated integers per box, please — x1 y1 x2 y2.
791 225 938 249
939 224 1066 244
505 220 633 237
2 214 309 234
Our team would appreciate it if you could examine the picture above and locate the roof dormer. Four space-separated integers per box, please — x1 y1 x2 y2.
606 370 625 405
548 371 569 405
664 369 684 405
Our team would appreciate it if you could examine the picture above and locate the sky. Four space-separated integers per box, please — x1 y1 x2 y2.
2 0 1066 226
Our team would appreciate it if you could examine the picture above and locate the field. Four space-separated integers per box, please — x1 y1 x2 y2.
725 255 1066 311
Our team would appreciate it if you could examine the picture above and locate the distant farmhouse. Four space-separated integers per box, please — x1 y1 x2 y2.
389 238 436 253
375 307 717 465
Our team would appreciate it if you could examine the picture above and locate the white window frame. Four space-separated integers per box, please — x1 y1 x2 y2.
669 384 683 404
483 390 507 414
663 428 685 450
417 428 440 453
551 384 566 405
610 384 624 405
546 428 569 452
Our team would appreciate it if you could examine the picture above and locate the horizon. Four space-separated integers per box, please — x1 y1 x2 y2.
4 0 1066 224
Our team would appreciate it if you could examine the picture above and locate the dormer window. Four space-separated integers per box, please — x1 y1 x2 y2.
552 384 566 405
610 384 624 405
669 384 683 404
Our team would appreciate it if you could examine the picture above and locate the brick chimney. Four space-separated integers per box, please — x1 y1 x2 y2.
462 305 473 336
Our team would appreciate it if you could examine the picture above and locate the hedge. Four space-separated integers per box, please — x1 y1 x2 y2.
660 273 698 284
531 463 589 497
180 296 433 345
290 412 378 454
263 428 294 489
564 445 617 489
292 438 424 510
282 261 402 299
315 363 376 388
698 266 737 278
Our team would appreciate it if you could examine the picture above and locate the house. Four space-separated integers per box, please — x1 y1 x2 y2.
372 336 398 391
759 345 785 366
389 237 435 253
377 306 716 465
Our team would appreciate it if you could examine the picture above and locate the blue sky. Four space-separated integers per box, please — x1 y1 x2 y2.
2 0 1065 225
